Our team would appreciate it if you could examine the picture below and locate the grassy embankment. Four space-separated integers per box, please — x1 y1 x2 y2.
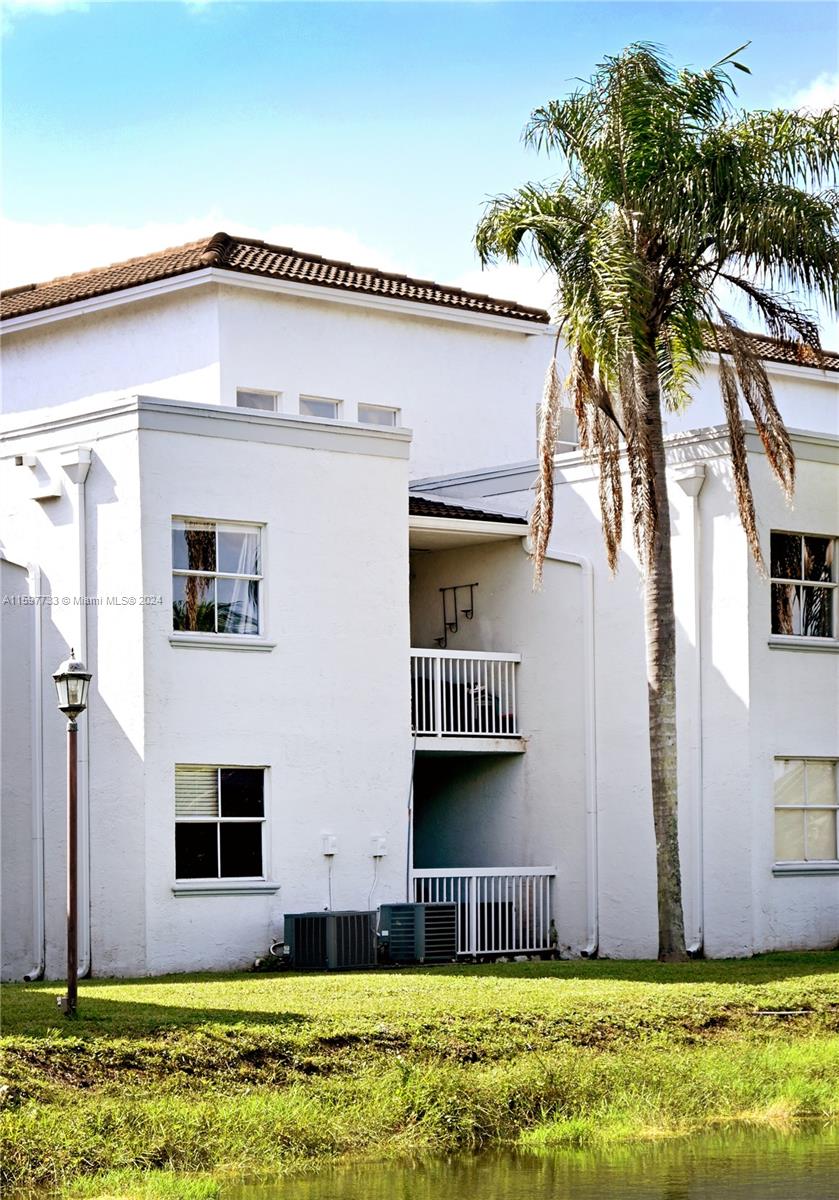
2 953 838 1196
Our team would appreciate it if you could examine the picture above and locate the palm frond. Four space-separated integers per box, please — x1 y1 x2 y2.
529 356 563 588
716 315 796 502
717 352 765 572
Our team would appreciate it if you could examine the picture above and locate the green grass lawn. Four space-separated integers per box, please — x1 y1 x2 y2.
2 953 838 1195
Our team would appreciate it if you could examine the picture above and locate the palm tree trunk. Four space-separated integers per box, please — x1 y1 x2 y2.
635 353 688 962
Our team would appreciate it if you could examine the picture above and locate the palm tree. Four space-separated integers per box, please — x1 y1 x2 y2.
475 44 839 959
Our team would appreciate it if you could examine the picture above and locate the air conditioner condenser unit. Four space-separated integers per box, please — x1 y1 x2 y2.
378 902 458 964
284 911 377 970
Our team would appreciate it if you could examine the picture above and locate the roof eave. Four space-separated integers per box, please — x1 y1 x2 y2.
0 266 552 336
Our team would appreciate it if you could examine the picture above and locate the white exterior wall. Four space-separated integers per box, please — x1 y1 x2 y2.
664 360 838 439
216 284 551 479
138 408 412 973
1 289 222 416
0 557 36 978
1 416 150 978
0 398 413 977
747 448 839 952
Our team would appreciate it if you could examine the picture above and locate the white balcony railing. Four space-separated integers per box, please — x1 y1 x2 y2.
410 649 520 738
412 868 555 956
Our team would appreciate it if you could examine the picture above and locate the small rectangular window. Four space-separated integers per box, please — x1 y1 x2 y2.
770 532 836 639
236 390 278 412
172 519 262 636
175 765 265 880
300 396 340 420
774 758 838 863
358 403 399 427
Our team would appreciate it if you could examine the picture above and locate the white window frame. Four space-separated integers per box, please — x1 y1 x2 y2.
773 756 839 868
175 765 267 883
358 402 400 428
299 395 342 420
236 388 279 413
172 517 264 638
769 530 838 643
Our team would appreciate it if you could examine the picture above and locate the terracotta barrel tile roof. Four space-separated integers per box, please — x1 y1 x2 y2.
708 325 839 372
0 231 550 325
2 232 836 372
409 495 527 525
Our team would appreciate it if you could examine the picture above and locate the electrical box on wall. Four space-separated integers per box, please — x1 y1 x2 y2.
321 835 337 856
371 836 387 857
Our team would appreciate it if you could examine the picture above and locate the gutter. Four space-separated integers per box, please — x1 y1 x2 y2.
522 539 599 957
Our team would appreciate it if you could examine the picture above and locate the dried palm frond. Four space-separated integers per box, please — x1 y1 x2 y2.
718 355 765 573
620 355 656 569
530 356 563 587
570 346 596 460
718 318 796 502
596 407 624 572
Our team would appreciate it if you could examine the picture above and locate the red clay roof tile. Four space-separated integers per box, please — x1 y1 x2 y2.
0 232 550 325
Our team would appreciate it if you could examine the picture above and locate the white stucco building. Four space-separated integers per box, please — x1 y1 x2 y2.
1 232 837 978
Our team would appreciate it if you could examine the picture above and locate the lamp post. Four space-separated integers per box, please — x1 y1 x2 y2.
53 650 91 1017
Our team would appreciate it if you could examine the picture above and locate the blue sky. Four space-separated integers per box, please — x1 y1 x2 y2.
1 0 837 330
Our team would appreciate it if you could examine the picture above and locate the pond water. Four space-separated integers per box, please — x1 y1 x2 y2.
223 1125 839 1199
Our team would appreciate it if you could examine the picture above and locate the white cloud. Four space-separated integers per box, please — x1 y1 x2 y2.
1 0 88 36
786 71 839 114
0 214 410 290
4 0 88 9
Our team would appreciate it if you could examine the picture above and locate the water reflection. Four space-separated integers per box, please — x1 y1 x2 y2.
224 1125 839 1199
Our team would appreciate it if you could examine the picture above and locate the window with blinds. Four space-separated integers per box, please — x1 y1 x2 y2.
175 766 265 879
774 758 838 864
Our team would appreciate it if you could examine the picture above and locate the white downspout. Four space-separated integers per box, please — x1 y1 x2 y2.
522 539 599 957
673 464 706 956
22 562 45 981
60 448 92 977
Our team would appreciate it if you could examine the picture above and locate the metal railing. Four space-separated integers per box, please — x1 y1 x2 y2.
412 867 555 956
410 649 520 738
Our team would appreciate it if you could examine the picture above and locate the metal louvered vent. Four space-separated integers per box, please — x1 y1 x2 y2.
379 903 458 964
284 911 376 970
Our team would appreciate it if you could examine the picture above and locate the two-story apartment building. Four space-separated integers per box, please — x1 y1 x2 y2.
1 232 836 977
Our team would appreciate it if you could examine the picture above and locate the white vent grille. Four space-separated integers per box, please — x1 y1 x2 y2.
175 766 218 817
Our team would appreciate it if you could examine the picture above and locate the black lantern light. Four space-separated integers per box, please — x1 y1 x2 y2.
53 650 91 721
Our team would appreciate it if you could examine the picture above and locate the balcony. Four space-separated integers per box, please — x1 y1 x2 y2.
410 649 524 752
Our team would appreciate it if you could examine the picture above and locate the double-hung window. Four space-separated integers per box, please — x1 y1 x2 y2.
770 532 836 640
172 519 262 636
774 758 838 864
175 766 265 880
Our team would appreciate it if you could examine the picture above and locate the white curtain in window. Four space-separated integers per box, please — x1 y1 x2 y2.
217 531 259 633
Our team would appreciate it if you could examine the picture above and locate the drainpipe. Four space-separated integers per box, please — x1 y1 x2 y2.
673 464 706 956
522 539 599 957
60 448 92 977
